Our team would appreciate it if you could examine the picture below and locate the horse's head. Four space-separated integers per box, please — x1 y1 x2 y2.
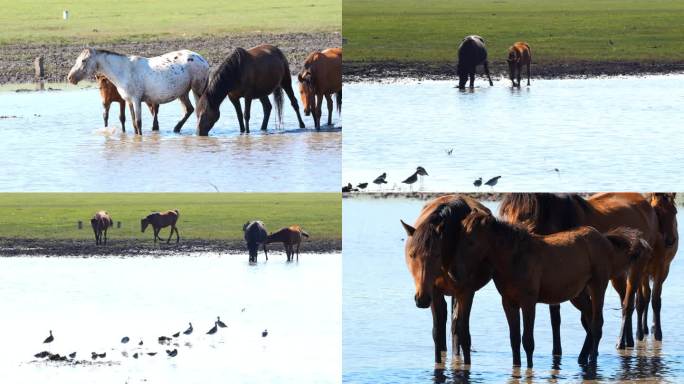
196 94 220 136
298 69 315 116
650 193 678 248
141 217 150 233
68 48 98 85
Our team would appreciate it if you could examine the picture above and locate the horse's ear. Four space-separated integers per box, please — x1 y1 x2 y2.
400 220 415 236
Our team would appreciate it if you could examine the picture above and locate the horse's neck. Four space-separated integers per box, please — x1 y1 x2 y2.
95 53 133 90
486 226 534 269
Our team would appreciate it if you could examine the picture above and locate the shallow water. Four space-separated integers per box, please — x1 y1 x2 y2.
343 197 684 383
343 75 684 192
0 84 341 192
0 252 341 383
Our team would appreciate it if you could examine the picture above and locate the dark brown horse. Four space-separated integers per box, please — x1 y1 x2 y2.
298 47 342 129
244 220 268 263
400 194 493 364
91 211 113 245
96 75 160 131
456 35 493 89
639 193 678 341
451 210 647 367
197 44 305 135
141 209 180 244
500 193 663 352
507 42 531 87
265 225 309 261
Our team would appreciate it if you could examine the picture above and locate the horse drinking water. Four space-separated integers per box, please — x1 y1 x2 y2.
141 209 180 244
507 42 532 87
298 47 342 129
196 44 305 135
265 225 309 261
91 211 113 246
67 48 209 135
456 35 493 89
243 220 268 263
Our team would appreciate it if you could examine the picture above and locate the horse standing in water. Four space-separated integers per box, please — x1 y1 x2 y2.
141 209 180 244
500 193 669 352
96 75 160 131
243 220 268 263
265 225 309 261
68 48 209 135
196 44 305 135
91 211 113 245
400 195 493 365
456 35 493 89
507 42 532 87
451 210 647 367
298 47 342 129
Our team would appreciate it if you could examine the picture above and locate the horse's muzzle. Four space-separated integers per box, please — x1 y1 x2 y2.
414 293 431 308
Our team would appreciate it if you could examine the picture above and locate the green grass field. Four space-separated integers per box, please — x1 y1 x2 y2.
0 193 340 241
343 0 684 64
0 0 341 45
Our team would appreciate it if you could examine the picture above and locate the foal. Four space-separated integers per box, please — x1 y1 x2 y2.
265 225 309 261
91 211 113 245
96 75 161 131
141 209 180 244
507 42 531 87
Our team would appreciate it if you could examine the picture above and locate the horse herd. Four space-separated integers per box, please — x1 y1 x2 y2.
456 35 532 89
67 45 342 135
90 210 309 262
401 193 678 368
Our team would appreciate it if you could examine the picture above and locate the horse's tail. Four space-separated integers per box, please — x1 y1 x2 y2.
273 87 284 125
300 229 310 238
605 227 650 262
335 89 342 115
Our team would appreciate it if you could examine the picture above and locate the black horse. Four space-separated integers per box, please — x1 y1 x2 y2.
244 220 268 262
456 35 494 89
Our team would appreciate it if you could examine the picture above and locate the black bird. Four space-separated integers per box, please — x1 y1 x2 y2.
158 336 171 343
416 166 428 176
473 177 482 188
342 183 352 193
262 329 268 337
68 352 76 359
445 148 454 155
357 182 368 190
34 351 49 359
91 352 98 360
172 332 180 338
147 352 157 356
217 316 227 328
401 171 418 192
484 176 501 189
166 349 178 357
133 352 139 359
43 330 54 344
138 340 144 346
207 322 218 335
121 336 130 344
241 308 246 312
183 322 193 335
373 173 388 190
98 352 106 358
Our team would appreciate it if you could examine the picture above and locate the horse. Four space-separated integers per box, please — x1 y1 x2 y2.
639 193 678 341
456 35 493 89
298 47 342 129
243 220 268 263
141 209 180 244
500 193 666 351
265 225 309 261
196 44 305 135
400 194 493 365
67 48 209 135
96 75 160 131
451 209 647 367
507 42 531 87
91 211 113 245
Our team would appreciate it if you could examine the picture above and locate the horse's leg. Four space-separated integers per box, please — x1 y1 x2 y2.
103 228 107 245
149 103 159 131
456 290 475 365
244 97 252 133
623 266 642 347
282 80 306 128
451 296 460 356
571 292 593 364
175 226 180 244
167 226 174 244
611 277 629 349
483 61 494 86
469 73 475 89
325 93 333 126
431 292 448 363
652 264 670 341
526 62 531 86
132 99 143 135
263 243 268 260
549 304 562 355
174 93 194 133
588 282 607 364
118 101 126 131
640 278 652 338
313 93 323 129
296 242 300 261
521 302 536 368
259 96 272 131
502 298 521 367
153 228 159 243
128 102 135 134
103 102 110 127
230 97 245 133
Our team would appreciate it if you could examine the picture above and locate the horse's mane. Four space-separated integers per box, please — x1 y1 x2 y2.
412 199 473 262
462 211 533 262
94 48 126 57
499 193 591 235
204 47 249 106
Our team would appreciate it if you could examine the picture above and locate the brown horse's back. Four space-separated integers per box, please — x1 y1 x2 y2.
303 48 342 95
508 42 531 64
96 75 124 104
233 44 291 98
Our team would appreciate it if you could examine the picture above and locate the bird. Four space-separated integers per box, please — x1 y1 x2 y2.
158 336 171 343
342 183 352 193
445 148 454 156
172 332 180 338
401 171 418 192
147 352 157 356
121 336 130 344
133 352 139 359
138 340 144 346
98 352 106 358
357 182 368 190
68 352 76 359
484 176 501 189
183 322 193 335
166 349 178 357
473 177 482 188
207 322 218 335
43 330 54 344
217 316 227 328
262 329 268 337
34 351 49 359
91 352 98 360
241 308 246 312
373 173 388 190
416 166 428 176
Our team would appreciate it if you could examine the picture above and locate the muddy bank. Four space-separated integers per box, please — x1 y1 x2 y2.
343 192 595 201
0 32 341 84
344 60 684 82
0 238 341 257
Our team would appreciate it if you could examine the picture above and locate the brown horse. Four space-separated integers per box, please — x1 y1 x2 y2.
639 193 678 341
451 210 647 367
298 47 342 129
197 44 305 135
141 209 180 244
265 225 309 261
507 42 531 87
91 211 113 245
500 193 665 351
400 194 493 364
96 75 160 131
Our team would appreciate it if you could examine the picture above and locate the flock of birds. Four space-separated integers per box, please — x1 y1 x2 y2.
32 314 268 363
342 166 502 192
